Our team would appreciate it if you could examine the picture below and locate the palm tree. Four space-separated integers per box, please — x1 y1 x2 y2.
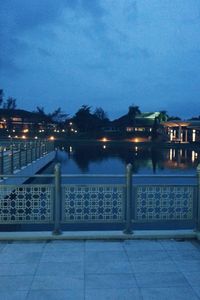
127 105 141 125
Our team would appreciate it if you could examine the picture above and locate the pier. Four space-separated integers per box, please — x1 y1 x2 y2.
0 140 55 185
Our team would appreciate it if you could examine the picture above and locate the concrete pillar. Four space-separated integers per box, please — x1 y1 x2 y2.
178 126 182 142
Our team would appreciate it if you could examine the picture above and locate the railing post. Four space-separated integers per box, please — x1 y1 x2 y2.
0 146 3 176
10 144 14 174
197 164 200 232
18 143 22 169
25 143 28 165
30 142 33 162
53 163 62 235
124 163 133 234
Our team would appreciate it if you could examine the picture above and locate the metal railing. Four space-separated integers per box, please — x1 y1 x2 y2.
0 140 54 175
0 163 199 235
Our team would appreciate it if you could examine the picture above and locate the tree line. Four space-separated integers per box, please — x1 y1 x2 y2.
0 89 200 132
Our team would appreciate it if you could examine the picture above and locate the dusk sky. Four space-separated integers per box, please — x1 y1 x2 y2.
0 0 200 120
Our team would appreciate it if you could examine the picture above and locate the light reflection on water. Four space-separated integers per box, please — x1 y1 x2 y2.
56 144 200 175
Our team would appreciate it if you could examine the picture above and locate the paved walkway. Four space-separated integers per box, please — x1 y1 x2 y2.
0 239 200 300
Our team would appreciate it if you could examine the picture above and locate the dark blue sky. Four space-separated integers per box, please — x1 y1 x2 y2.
0 0 200 119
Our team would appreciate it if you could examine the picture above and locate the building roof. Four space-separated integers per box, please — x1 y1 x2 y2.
0 109 53 124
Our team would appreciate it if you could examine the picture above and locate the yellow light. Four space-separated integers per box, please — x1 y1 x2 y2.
49 136 55 141
22 135 26 139
102 137 108 142
135 138 139 143
23 129 29 133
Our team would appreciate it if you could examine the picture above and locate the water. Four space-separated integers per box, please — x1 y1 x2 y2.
56 143 200 175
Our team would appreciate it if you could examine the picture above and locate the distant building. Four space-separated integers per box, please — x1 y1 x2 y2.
162 120 200 143
0 109 56 136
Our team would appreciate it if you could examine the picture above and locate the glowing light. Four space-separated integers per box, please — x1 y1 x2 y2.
135 146 138 151
135 138 139 143
102 137 108 142
169 149 173 161
49 136 55 141
70 146 73 153
192 130 196 142
69 122 73 126
21 135 26 139
74 130 78 133
192 151 195 162
103 145 106 149
14 135 18 138
23 129 29 133
34 136 38 139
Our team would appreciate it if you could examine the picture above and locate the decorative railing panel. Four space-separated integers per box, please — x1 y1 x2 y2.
134 185 195 221
0 185 54 224
62 184 125 223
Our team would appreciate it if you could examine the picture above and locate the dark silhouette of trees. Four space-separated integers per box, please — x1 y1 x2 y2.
158 111 168 122
3 97 17 110
94 107 109 122
72 105 97 133
127 105 141 126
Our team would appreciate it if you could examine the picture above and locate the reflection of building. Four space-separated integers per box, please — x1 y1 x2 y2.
162 121 200 143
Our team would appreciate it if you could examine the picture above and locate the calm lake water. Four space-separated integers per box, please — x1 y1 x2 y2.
56 143 200 175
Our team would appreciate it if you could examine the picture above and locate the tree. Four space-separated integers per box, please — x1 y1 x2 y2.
158 111 168 123
3 97 17 110
94 107 108 122
127 105 141 125
36 106 46 116
49 107 68 123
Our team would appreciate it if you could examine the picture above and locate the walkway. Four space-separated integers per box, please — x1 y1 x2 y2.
0 239 200 299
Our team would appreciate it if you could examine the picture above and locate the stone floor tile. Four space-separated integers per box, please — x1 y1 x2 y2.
0 242 7 252
160 240 199 251
183 271 200 287
3 242 45 253
175 259 200 272
85 258 132 274
0 276 33 291
85 250 128 262
44 241 84 252
85 274 137 289
131 260 179 273
135 271 189 288
36 262 84 276
27 289 84 300
31 275 84 290
85 241 124 251
141 287 199 300
0 263 37 276
125 250 170 262
124 240 163 251
40 250 84 263
0 252 41 264
0 291 28 300
167 250 200 261
85 288 142 300
193 287 200 298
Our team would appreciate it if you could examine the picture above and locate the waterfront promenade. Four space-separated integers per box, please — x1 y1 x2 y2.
0 239 200 300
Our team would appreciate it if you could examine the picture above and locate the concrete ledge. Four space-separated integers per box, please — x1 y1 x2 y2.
0 230 197 241
0 151 55 185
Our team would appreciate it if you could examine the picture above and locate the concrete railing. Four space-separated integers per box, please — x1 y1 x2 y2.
0 163 200 238
0 140 54 175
